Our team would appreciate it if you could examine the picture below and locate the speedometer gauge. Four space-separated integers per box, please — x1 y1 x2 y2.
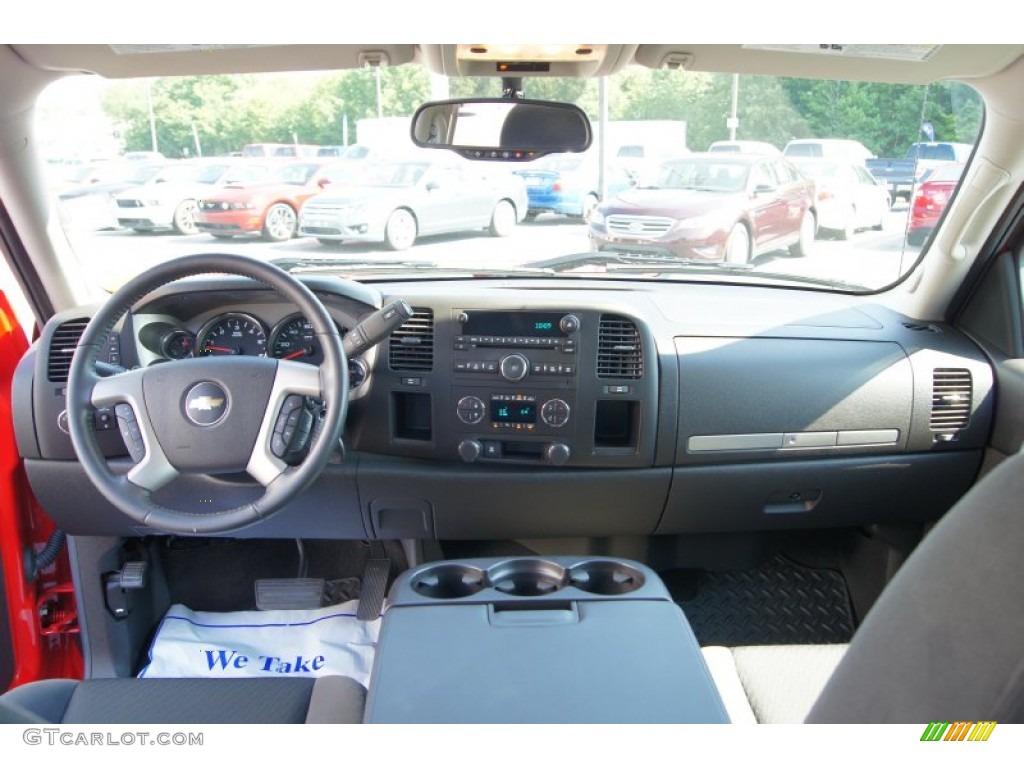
270 314 323 364
270 314 368 389
197 313 267 357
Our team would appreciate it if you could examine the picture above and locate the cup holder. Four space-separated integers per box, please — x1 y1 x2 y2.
406 558 648 601
487 559 568 597
569 560 646 595
410 563 487 599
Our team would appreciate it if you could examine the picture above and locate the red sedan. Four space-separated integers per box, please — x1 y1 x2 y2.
907 163 966 246
194 160 358 242
587 153 817 264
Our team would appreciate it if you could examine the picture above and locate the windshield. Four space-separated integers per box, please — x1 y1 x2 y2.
650 158 748 192
360 162 429 187
273 163 321 184
37 64 982 293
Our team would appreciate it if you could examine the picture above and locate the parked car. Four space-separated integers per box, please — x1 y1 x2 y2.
241 143 321 158
193 160 359 242
588 153 817 263
298 155 528 249
57 161 171 231
707 140 781 155
121 151 167 163
788 158 891 239
866 142 974 203
114 159 272 234
783 138 875 165
513 152 634 220
907 162 967 245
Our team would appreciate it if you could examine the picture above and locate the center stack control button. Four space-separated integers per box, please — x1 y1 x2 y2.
499 353 529 382
541 398 571 428
457 396 486 425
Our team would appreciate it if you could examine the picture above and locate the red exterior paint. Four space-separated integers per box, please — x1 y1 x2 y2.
0 290 82 690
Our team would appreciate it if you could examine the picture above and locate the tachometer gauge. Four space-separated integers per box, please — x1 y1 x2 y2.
197 313 267 357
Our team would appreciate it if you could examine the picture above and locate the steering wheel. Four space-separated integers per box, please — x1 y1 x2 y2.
66 253 347 534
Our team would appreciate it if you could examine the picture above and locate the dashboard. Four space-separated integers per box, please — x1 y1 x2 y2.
12 273 996 543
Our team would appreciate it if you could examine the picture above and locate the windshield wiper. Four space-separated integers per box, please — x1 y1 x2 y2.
522 249 868 291
269 257 555 278
525 248 754 272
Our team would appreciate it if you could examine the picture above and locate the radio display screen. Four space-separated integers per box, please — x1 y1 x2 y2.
463 311 566 338
490 399 537 424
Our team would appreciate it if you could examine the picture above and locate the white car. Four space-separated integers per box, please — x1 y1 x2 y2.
783 138 876 165
114 158 272 234
707 140 781 155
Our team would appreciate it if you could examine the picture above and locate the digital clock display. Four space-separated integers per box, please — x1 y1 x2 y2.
462 312 567 338
490 400 537 424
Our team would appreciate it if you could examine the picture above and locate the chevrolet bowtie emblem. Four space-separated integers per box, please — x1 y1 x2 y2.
189 396 225 411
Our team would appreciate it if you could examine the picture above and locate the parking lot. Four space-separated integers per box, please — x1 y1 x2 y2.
65 202 918 293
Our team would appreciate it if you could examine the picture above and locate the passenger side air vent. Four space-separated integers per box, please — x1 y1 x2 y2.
389 308 434 371
47 318 89 382
930 368 972 439
597 315 643 379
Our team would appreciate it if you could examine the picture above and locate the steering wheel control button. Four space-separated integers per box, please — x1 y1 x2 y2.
457 396 486 425
499 353 529 382
183 381 230 426
115 403 145 463
541 399 571 428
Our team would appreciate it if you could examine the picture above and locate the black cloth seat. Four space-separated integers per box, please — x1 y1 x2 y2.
705 448 1024 723
0 676 365 724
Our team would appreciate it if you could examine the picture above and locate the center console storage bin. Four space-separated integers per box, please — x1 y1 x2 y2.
364 556 728 723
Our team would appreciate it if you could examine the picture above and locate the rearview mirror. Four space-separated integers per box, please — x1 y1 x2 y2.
411 98 592 162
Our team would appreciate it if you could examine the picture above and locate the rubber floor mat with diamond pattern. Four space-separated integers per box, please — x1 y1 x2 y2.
675 554 855 646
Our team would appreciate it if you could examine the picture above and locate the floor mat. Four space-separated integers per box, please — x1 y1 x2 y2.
159 539 408 612
665 554 856 647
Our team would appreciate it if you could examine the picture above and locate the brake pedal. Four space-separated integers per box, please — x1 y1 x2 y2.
255 578 326 611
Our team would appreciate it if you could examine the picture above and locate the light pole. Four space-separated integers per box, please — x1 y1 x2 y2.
728 74 739 140
147 79 158 152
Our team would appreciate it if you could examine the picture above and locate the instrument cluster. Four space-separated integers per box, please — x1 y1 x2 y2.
139 312 368 387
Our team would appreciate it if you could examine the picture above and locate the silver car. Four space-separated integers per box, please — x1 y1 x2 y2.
299 156 528 250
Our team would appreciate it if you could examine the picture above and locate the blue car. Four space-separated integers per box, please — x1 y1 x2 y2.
514 153 634 220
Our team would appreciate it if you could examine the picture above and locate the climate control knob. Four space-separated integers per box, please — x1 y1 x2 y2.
499 353 530 382
456 396 486 425
541 398 571 428
545 443 571 466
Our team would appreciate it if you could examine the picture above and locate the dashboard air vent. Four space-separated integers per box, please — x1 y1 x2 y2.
930 368 972 437
389 308 434 371
47 319 89 382
597 315 643 379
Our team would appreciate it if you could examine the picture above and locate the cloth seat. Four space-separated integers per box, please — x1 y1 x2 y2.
0 676 365 724
703 448 1024 723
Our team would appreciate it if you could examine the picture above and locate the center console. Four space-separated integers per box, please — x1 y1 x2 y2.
364 557 729 723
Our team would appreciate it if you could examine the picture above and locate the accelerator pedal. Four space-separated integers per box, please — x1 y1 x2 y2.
356 542 390 620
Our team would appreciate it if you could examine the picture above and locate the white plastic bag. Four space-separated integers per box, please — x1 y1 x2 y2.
139 601 380 688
